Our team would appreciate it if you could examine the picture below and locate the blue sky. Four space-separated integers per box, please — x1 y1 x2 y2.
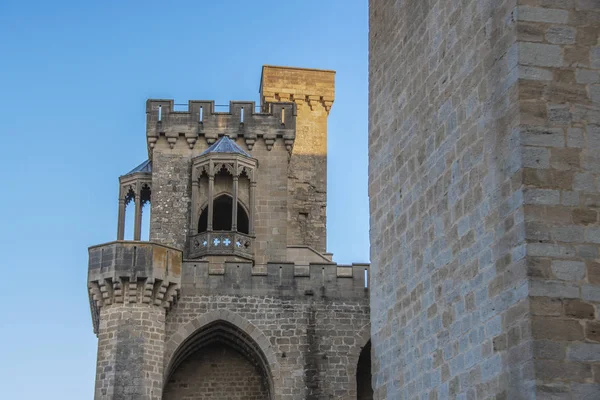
0 1 368 397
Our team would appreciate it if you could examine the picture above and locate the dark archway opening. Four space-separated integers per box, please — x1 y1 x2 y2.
198 195 249 234
164 320 272 400
357 341 373 400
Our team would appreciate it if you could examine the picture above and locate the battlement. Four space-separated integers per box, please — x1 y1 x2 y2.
146 99 296 153
180 260 370 300
87 241 182 333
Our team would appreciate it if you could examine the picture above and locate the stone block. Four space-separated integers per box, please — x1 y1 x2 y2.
519 43 564 67
568 343 600 361
531 296 563 316
517 6 569 23
546 26 576 45
528 243 576 258
585 227 600 243
547 104 571 125
588 261 600 284
522 147 550 168
524 189 561 205
551 260 586 280
567 128 585 148
572 384 600 400
577 0 600 9
530 280 580 298
562 191 580 206
551 226 585 243
586 321 600 342
565 299 596 319
533 340 566 360
522 126 565 147
592 47 600 69
532 317 584 340
582 284 600 302
519 66 553 81
573 209 598 225
574 173 597 191
576 69 600 84
535 360 592 382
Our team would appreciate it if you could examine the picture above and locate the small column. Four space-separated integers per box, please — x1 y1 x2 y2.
191 174 199 235
134 188 142 241
232 175 239 231
117 196 126 240
207 175 214 231
249 181 256 235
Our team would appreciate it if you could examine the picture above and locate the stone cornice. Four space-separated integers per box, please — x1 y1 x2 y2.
87 241 182 334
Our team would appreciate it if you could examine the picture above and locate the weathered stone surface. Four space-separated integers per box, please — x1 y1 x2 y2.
551 260 586 280
564 299 596 319
369 0 600 398
88 66 372 400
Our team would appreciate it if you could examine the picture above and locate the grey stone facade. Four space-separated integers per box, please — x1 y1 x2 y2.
369 0 600 399
87 66 372 399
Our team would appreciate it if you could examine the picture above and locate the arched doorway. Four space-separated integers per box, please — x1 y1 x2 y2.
163 319 273 400
198 194 250 234
356 340 373 400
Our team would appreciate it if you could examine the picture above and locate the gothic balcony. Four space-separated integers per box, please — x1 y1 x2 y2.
188 231 254 260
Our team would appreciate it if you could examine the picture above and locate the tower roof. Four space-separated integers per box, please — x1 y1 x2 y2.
123 159 152 176
201 136 251 157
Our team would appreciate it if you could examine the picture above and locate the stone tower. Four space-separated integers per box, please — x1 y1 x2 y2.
87 65 372 399
369 1 600 399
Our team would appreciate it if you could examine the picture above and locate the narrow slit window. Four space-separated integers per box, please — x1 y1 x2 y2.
199 106 203 122
364 269 368 288
240 107 244 123
158 105 162 122
281 108 285 124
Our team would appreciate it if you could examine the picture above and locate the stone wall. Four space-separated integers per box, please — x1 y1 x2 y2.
164 294 371 400
94 304 165 399
163 345 269 400
517 1 600 398
149 151 191 250
261 66 335 253
369 0 600 398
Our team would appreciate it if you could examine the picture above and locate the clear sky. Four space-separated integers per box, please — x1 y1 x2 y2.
0 1 368 397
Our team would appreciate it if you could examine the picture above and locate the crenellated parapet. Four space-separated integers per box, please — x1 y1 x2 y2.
260 65 335 114
180 260 370 300
87 241 182 334
145 100 296 154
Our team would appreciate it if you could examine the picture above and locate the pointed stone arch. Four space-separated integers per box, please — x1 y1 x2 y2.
163 310 281 399
348 323 372 399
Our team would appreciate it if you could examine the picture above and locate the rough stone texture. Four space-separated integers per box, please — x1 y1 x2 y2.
261 66 335 254
517 1 600 396
163 262 371 399
150 152 191 251
164 294 370 400
162 345 269 400
95 304 166 400
369 0 600 398
88 66 371 399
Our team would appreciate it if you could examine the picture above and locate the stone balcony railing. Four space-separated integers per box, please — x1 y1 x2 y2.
188 231 254 260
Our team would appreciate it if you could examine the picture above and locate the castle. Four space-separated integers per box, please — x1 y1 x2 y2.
87 66 372 399
88 1 600 398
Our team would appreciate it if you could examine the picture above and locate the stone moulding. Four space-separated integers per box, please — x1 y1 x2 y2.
145 99 297 153
87 240 182 334
178 261 371 299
